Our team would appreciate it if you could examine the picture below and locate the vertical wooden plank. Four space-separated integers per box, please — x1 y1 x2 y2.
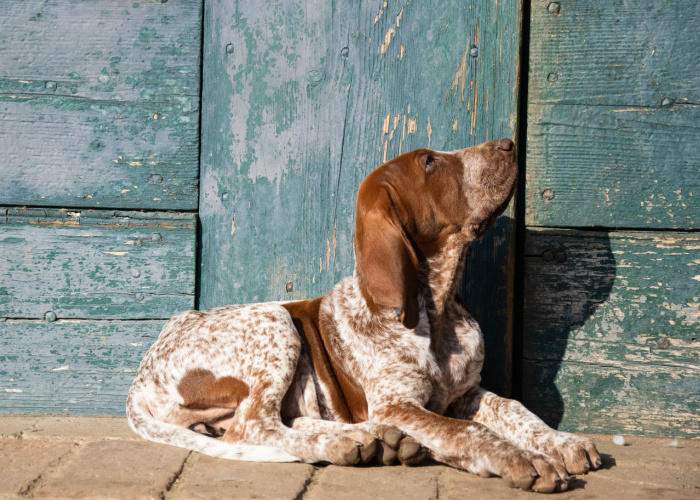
200 0 520 394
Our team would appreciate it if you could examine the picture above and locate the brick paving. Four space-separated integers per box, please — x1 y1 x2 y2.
0 415 698 499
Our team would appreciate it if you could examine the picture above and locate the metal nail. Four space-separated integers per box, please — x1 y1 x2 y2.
661 98 673 107
340 47 349 58
150 174 163 184
542 189 555 200
226 43 234 54
469 45 479 58
548 2 561 14
151 233 162 243
131 269 141 278
285 282 293 293
45 81 57 91
554 251 567 263
547 73 559 83
45 311 57 322
542 250 554 262
222 192 230 201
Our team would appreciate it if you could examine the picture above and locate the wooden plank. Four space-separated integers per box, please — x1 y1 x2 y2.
526 0 700 229
528 0 700 107
0 0 201 210
200 0 521 395
0 208 196 320
0 320 162 415
522 360 699 438
526 104 700 228
522 228 700 437
0 96 200 210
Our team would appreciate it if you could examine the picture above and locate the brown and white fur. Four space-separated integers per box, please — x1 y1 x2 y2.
127 139 601 493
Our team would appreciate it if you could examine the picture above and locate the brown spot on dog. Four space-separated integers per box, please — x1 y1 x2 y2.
178 368 250 410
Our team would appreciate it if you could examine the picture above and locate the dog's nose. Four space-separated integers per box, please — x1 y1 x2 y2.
497 138 514 152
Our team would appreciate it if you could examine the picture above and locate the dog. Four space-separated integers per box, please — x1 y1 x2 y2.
127 139 601 493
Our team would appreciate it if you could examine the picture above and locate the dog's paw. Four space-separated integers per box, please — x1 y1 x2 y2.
373 425 429 466
499 449 570 494
535 431 602 475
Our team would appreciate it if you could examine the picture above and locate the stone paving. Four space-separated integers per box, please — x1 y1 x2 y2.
0 415 698 499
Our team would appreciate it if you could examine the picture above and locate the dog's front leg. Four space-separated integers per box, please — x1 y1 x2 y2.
372 400 569 493
446 387 602 475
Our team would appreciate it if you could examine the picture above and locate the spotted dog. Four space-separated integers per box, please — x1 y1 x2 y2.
127 139 601 493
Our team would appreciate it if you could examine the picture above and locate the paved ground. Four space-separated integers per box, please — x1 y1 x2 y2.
0 415 698 499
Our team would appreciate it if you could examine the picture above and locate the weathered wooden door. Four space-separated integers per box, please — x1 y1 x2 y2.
199 0 521 394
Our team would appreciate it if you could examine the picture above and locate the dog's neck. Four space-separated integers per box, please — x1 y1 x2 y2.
421 230 472 320
344 230 471 332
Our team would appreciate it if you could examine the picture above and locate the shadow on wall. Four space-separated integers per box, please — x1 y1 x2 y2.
520 229 616 428
459 214 515 397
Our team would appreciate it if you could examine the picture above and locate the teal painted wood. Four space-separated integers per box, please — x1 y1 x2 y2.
521 228 700 437
522 360 698 438
526 104 699 229
199 0 521 395
525 0 700 229
0 0 202 210
0 208 196 320
0 320 163 415
528 0 700 107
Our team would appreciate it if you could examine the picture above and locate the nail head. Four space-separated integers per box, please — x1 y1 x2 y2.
285 282 293 293
226 43 234 54
45 311 57 322
661 98 673 107
548 2 561 14
340 47 349 58
45 81 57 91
542 250 554 262
469 45 479 58
554 251 567 263
542 189 555 200
151 233 162 243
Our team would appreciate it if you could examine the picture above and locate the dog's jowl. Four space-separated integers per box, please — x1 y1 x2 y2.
127 140 600 493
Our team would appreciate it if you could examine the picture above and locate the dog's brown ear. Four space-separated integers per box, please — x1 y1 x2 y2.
354 190 419 330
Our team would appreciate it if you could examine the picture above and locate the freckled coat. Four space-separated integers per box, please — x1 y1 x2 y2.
127 139 601 493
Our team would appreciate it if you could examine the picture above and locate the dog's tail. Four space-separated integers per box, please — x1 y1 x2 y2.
126 385 299 462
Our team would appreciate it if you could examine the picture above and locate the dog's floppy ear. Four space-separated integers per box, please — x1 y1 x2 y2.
354 188 419 329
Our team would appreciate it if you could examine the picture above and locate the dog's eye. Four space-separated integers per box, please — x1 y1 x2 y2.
424 154 436 173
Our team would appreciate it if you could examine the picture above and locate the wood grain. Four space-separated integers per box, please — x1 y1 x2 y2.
528 0 700 107
0 319 162 414
0 208 196 320
526 104 699 229
522 228 700 437
0 0 201 210
526 0 700 229
199 0 521 395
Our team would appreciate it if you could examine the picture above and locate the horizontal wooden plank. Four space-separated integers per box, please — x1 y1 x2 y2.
0 0 201 101
0 319 163 415
522 360 699 438
526 104 699 228
522 228 700 437
0 93 199 210
0 208 195 319
0 0 201 210
528 0 700 106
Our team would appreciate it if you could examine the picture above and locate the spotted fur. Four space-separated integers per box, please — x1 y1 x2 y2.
127 139 601 492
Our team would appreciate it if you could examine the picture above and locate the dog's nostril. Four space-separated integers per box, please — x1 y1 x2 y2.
497 138 514 151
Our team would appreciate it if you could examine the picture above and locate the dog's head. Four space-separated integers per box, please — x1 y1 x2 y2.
354 139 517 329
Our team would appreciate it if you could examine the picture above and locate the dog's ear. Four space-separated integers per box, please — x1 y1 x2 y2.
354 189 419 329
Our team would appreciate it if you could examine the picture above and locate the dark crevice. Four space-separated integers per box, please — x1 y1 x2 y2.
294 467 322 500
526 224 700 234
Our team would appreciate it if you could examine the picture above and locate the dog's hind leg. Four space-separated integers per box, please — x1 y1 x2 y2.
216 314 375 465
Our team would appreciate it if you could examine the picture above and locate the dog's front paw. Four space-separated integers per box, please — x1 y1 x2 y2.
498 449 569 494
536 431 602 475
373 425 429 466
